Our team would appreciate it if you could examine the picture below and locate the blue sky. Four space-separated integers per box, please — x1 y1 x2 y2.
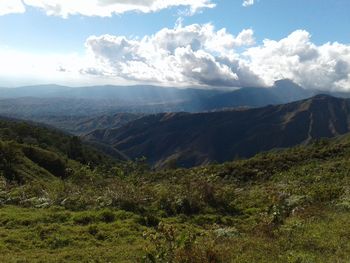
1 0 349 53
0 0 350 90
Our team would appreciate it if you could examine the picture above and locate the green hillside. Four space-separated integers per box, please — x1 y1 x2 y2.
1 118 350 262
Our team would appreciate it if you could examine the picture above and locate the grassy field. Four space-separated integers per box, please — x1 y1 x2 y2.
0 205 350 262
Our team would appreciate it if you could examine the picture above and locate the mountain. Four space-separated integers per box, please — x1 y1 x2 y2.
0 80 319 119
189 79 315 111
0 84 71 98
0 86 221 121
0 85 221 104
84 95 350 168
0 80 344 135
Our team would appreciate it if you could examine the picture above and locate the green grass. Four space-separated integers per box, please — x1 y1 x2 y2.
0 205 349 262
0 206 147 262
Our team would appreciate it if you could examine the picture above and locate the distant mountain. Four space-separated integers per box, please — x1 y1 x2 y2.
190 79 315 111
0 80 321 117
0 97 120 118
0 85 221 105
84 95 350 168
0 85 71 98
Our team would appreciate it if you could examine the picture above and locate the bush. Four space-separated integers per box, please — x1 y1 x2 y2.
73 213 96 225
98 209 116 223
136 214 160 227
142 224 223 263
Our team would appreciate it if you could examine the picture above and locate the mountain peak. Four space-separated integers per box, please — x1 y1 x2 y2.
270 79 313 103
273 79 302 89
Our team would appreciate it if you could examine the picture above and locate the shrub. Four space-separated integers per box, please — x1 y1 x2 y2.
136 214 160 227
98 209 116 223
73 213 96 225
142 224 223 263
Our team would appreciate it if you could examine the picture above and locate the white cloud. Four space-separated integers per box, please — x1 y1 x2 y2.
17 0 215 17
81 26 350 90
243 30 350 90
83 24 258 87
1 23 350 91
0 0 26 16
0 0 261 17
242 0 254 7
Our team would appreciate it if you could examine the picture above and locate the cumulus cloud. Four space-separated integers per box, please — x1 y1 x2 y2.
243 30 350 90
79 25 350 90
14 0 215 17
242 0 255 7
2 21 350 91
83 24 258 87
0 0 26 16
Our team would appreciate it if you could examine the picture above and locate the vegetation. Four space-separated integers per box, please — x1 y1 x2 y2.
1 118 350 262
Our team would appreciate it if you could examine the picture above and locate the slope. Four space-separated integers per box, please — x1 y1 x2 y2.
2 123 350 262
0 117 122 183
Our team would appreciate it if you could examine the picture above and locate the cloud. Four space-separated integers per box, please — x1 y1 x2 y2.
81 26 350 90
242 0 255 7
0 0 26 16
83 24 258 87
0 1 260 17
1 22 350 91
16 0 215 17
243 30 350 90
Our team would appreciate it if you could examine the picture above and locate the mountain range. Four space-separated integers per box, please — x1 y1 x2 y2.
84 94 350 168
0 80 318 119
3 80 350 169
0 79 325 134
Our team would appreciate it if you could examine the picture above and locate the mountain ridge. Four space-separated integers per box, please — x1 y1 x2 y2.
0 80 328 116
84 94 350 168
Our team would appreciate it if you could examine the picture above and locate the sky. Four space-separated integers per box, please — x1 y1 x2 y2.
0 0 349 91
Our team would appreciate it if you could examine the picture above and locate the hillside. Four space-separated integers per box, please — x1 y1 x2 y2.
85 95 350 168
0 117 123 183
1 123 350 261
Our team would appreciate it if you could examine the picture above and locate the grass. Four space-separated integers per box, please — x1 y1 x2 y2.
0 206 147 262
0 205 349 262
